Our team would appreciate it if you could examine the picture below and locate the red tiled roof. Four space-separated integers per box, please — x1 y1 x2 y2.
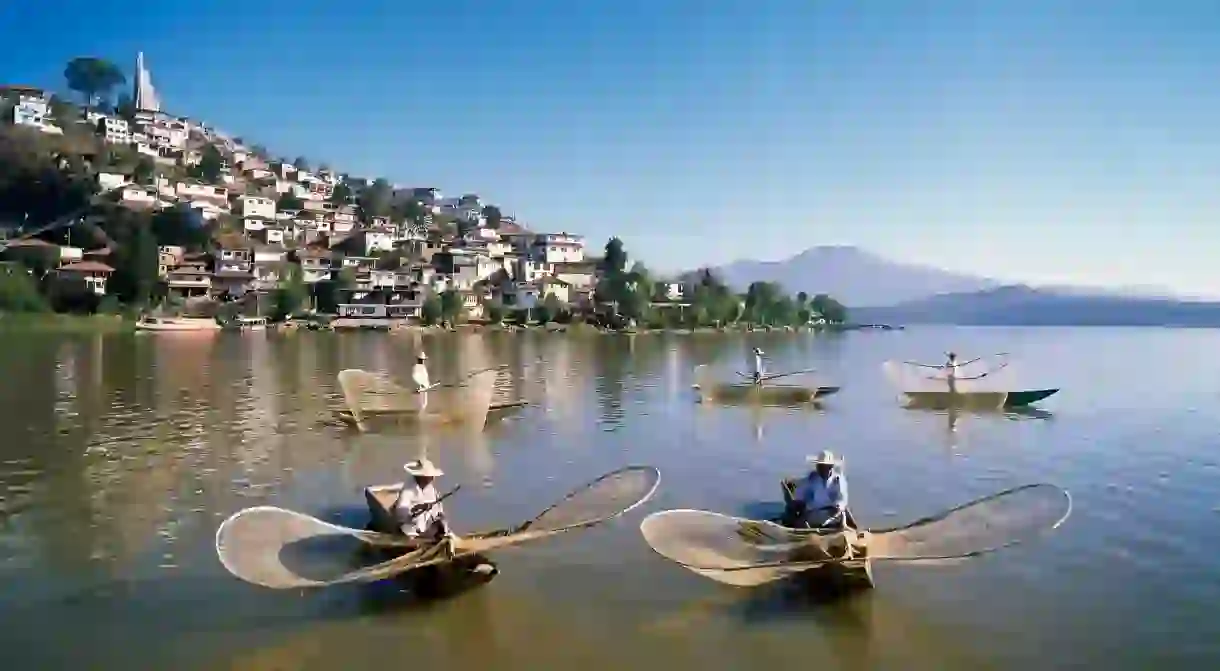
5 238 57 248
58 261 115 273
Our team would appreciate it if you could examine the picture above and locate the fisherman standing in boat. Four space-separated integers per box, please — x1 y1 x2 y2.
794 450 849 529
391 458 457 557
751 347 765 385
936 352 985 394
412 351 432 392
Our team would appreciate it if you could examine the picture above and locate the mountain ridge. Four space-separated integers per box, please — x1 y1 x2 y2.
700 245 1000 307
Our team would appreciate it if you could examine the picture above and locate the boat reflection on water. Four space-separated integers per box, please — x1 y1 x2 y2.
902 404 1054 452
642 576 990 668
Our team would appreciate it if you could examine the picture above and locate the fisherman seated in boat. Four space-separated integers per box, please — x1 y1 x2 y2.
391 458 457 556
793 450 849 530
751 347 765 384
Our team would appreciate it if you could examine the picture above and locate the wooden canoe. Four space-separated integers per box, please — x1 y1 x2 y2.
333 399 530 429
695 383 841 405
901 388 1058 410
779 477 874 590
362 483 498 592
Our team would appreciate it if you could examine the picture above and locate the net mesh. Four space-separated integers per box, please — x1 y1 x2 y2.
215 465 660 590
883 354 1016 409
640 510 854 586
692 365 823 405
337 368 498 430
868 483 1072 561
638 484 1071 585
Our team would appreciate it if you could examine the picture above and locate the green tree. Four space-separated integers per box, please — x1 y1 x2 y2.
602 237 628 275
336 266 357 289
133 156 156 184
107 216 159 306
421 294 442 325
329 182 352 205
114 93 136 121
481 204 503 229
251 145 270 160
63 57 127 108
0 126 97 228
0 265 49 312
276 193 305 211
439 289 463 323
810 293 848 324
541 292 563 323
484 300 504 324
192 145 224 183
292 156 310 171
272 262 307 320
358 178 393 220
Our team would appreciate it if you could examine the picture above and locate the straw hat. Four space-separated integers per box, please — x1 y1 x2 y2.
404 458 443 478
416 351 428 361
807 450 838 467
753 347 764 356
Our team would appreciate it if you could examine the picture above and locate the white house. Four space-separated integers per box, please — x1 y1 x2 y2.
97 172 129 191
120 186 157 208
532 233 585 264
177 182 230 201
363 230 395 255
134 142 160 159
11 95 62 135
236 195 276 219
243 217 271 233
98 117 131 145
144 124 187 150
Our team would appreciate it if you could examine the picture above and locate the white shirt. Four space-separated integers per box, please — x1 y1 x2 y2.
411 362 430 392
392 482 445 537
799 471 848 514
752 352 765 377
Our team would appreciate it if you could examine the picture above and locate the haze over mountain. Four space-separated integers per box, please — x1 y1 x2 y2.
703 246 999 306
851 285 1220 327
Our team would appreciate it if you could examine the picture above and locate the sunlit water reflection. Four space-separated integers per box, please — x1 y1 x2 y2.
0 327 1218 669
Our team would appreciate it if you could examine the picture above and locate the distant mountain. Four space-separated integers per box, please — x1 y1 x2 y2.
703 246 998 306
852 285 1220 327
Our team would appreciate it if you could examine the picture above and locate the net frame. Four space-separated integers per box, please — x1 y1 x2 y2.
337 367 498 431
888 351 1010 395
638 483 1072 577
215 465 661 589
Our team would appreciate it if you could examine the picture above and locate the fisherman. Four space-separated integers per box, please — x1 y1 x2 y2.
944 351 960 394
751 347 765 385
390 458 457 556
412 351 431 392
794 450 849 529
935 351 986 393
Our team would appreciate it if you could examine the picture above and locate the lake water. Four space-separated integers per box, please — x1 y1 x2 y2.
1 326 1219 670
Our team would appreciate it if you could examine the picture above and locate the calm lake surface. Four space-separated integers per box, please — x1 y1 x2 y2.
1 326 1219 670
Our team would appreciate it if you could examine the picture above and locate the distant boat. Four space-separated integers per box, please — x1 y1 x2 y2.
135 316 221 332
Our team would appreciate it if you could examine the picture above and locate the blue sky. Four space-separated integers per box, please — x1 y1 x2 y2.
5 1 1220 296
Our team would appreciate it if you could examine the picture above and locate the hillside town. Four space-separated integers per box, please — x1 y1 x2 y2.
0 54 846 329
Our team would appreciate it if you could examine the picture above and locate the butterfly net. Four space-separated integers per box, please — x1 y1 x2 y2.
638 484 1070 585
215 465 660 590
882 353 1016 409
640 511 853 586
338 368 498 430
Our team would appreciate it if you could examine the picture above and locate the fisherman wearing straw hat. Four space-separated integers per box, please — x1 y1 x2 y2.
751 347 765 385
794 450 849 529
412 351 431 392
391 457 456 554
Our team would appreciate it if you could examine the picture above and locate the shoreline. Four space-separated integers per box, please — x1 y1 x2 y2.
0 313 135 333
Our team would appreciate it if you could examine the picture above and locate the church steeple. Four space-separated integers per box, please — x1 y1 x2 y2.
133 52 161 113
